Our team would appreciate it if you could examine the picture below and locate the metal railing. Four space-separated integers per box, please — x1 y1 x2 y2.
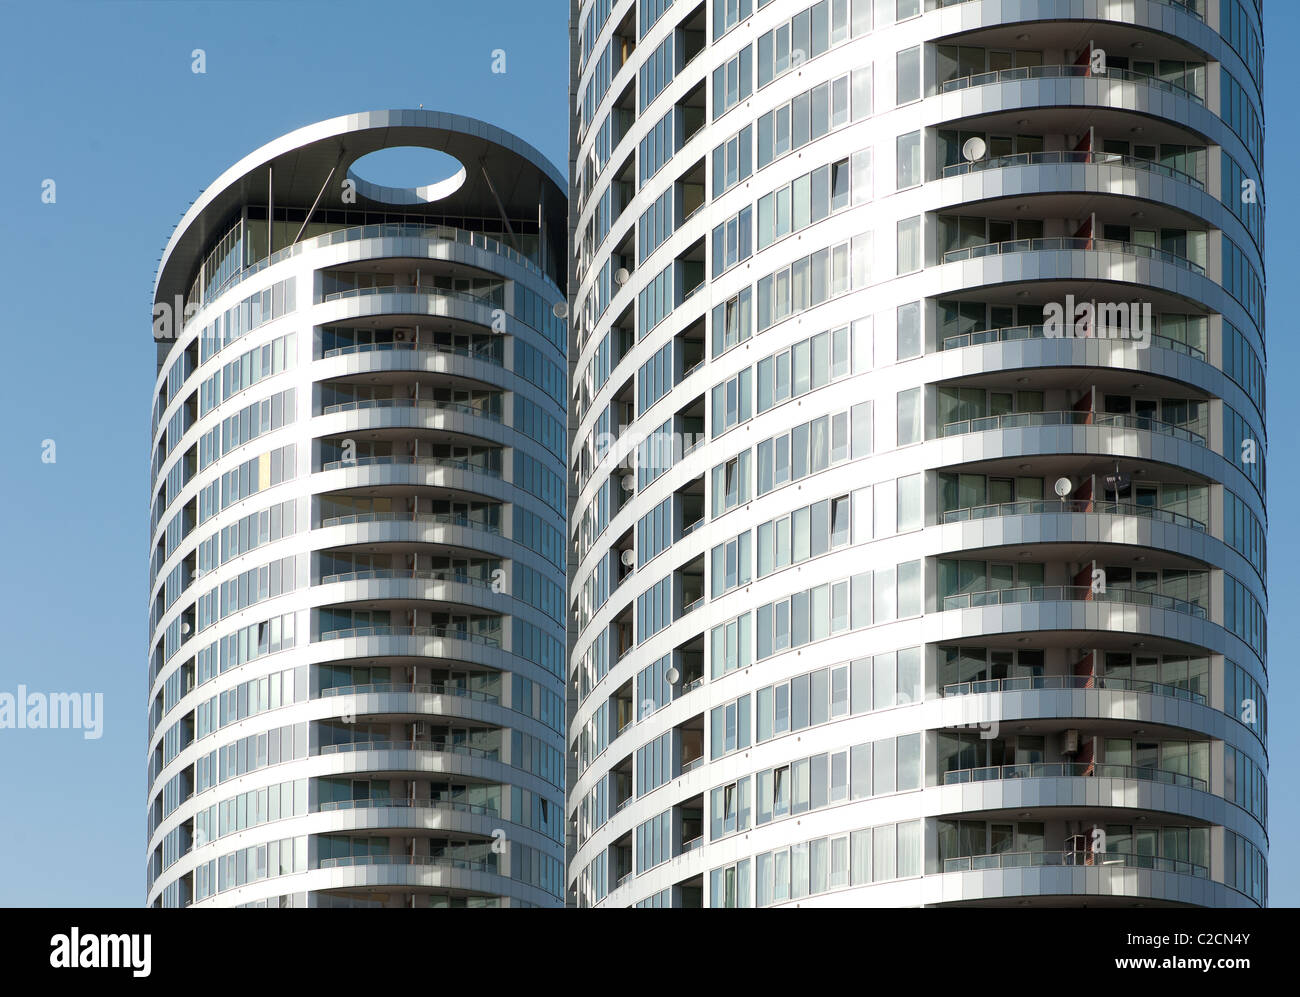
942 849 1208 877
319 568 496 589
939 322 1205 360
942 761 1207 791
941 409 1207 446
318 854 498 873
318 797 499 816
321 283 506 310
321 339 503 365
942 235 1205 275
941 584 1208 619
942 674 1207 706
941 149 1205 190
321 397 502 421
939 63 1204 104
940 498 1206 532
320 454 503 476
317 625 502 647
317 681 499 704
317 739 499 760
318 511 501 535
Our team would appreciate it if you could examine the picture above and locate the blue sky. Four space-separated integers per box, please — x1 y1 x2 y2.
0 0 1289 908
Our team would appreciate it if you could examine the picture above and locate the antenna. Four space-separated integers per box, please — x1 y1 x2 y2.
962 137 988 163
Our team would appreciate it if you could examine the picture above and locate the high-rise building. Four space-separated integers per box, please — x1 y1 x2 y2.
146 111 569 907
567 0 1265 907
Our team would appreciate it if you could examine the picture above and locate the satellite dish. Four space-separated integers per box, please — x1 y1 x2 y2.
962 137 988 162
620 549 636 567
551 300 568 319
665 666 681 685
620 473 636 492
614 267 631 286
1054 477 1073 498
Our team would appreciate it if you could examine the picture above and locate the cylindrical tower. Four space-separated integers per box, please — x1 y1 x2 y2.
146 110 568 908
567 0 1265 907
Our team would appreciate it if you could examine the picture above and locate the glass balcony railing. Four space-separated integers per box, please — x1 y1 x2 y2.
321 397 502 421
941 149 1205 191
321 283 506 310
937 0 1203 17
942 235 1205 275
939 322 1206 360
940 498 1206 532
204 221 553 307
318 511 501 535
317 681 499 704
320 454 502 477
941 409 1207 446
317 626 502 647
321 339 504 365
318 797 500 816
318 568 496 590
942 849 1209 878
942 761 1208 792
316 739 499 761
317 854 498 873
941 674 1207 706
939 63 1204 104
941 584 1208 619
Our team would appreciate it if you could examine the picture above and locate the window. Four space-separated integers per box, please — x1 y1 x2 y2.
711 532 752 597
896 46 920 104
710 778 752 841
895 131 921 190
711 368 753 437
714 0 752 40
712 287 752 356
757 407 855 495
712 450 752 517
712 205 753 277
710 612 752 678
713 45 754 120
710 695 752 758
896 301 921 360
896 216 920 273
712 125 753 198
896 388 922 445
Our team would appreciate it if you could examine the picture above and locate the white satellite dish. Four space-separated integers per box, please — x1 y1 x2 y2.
620 549 636 567
620 473 636 492
1054 477 1073 498
665 666 681 685
962 137 988 162
551 300 568 319
614 267 631 286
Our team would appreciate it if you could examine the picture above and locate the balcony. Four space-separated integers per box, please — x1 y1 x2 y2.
940 409 1207 447
941 583 1208 620
940 497 1206 533
939 322 1205 360
939 63 1203 105
942 236 1205 276
941 149 1204 192
942 761 1207 792
941 674 1206 707
943 849 1208 878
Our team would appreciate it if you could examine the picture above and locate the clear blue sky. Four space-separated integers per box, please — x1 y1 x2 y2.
0 0 1289 908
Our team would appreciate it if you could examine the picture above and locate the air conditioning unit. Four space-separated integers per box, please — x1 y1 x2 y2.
1063 729 1081 753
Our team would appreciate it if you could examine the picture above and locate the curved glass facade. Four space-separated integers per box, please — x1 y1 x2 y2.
567 0 1265 907
146 110 568 908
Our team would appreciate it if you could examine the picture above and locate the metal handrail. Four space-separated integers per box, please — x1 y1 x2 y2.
941 584 1208 619
317 626 502 647
940 498 1206 532
942 235 1205 275
318 511 501 534
941 409 1207 446
942 674 1207 706
942 761 1207 791
942 849 1208 877
939 63 1204 104
939 322 1205 360
941 149 1204 191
